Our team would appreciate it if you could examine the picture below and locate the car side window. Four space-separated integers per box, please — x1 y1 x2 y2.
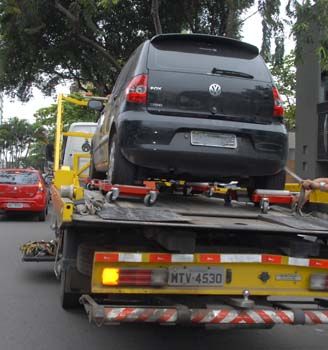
112 48 140 96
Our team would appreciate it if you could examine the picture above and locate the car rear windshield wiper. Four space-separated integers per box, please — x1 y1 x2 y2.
211 68 254 79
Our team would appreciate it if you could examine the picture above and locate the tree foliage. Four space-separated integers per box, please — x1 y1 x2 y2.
0 0 284 100
270 52 296 130
34 95 99 136
0 117 41 167
0 93 99 169
287 0 328 71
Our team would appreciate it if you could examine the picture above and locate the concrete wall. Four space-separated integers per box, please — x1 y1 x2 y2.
295 28 322 179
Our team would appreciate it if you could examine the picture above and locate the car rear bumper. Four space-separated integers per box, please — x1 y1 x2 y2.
117 112 288 180
0 198 47 212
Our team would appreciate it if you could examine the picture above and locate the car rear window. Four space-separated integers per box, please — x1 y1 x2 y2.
148 38 271 82
0 171 39 184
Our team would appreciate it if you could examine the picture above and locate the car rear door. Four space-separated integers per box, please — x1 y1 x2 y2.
0 171 40 199
147 35 274 124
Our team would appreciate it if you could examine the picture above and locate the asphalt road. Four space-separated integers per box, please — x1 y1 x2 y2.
1 209 328 350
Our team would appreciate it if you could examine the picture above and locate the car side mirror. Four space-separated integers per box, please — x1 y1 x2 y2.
88 100 104 111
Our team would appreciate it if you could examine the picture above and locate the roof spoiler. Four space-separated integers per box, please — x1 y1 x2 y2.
150 33 259 55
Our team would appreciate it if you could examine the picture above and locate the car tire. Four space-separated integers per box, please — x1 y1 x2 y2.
38 208 47 222
89 152 104 180
107 133 136 185
250 170 286 192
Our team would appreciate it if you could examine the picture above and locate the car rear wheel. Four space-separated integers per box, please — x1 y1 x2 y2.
107 133 136 185
89 152 104 180
249 170 286 192
38 208 47 222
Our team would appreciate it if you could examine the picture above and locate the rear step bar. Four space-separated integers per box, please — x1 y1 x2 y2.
80 295 328 327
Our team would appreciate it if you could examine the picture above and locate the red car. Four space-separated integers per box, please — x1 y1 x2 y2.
0 168 48 221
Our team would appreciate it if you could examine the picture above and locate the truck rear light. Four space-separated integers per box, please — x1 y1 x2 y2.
102 268 167 287
309 274 328 291
272 86 284 117
102 268 119 286
125 74 148 104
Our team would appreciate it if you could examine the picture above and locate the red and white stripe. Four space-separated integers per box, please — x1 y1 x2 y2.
94 252 328 269
101 307 328 325
104 307 177 323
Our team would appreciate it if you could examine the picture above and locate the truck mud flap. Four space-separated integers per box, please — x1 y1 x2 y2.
80 295 328 327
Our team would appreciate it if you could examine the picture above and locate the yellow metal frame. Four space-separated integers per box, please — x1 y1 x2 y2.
91 254 328 297
285 183 328 204
73 153 91 179
52 94 97 207
51 185 74 225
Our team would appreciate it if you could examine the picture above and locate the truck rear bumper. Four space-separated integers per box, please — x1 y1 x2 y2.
80 295 328 327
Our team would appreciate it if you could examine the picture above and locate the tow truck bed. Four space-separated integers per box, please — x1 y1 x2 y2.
71 191 328 236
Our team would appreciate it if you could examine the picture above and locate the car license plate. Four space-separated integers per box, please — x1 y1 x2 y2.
7 203 23 208
191 131 237 148
168 267 224 287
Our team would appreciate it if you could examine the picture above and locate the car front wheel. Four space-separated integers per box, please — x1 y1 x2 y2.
107 133 136 185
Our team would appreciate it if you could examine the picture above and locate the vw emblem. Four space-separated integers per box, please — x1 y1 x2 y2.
209 83 221 97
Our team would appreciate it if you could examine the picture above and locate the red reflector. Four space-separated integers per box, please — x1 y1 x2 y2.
126 74 148 104
310 259 328 269
272 86 284 117
199 254 221 263
261 254 282 264
95 252 119 262
149 253 171 263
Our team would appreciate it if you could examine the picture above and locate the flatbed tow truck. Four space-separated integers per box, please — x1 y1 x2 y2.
21 94 328 328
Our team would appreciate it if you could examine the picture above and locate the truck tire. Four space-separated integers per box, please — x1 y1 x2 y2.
76 243 94 277
60 269 81 309
107 133 136 185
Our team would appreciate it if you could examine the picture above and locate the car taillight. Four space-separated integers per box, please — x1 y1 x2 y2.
309 274 328 291
125 74 148 104
102 267 167 287
272 86 284 117
38 182 44 192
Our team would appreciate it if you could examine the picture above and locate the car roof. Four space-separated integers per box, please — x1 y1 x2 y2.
150 33 259 55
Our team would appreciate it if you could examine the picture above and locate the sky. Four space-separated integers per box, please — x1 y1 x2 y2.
2 1 295 123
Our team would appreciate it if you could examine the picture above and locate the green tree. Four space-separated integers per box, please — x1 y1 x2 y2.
0 117 37 167
287 1 328 70
0 0 284 100
33 95 99 134
270 51 296 130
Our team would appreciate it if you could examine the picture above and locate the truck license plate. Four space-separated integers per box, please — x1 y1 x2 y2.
168 267 224 287
191 131 237 148
7 203 23 208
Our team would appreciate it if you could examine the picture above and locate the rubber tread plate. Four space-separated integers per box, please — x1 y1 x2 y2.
264 215 328 231
98 207 189 222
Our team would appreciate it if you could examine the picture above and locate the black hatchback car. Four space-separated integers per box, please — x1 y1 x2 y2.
89 34 288 190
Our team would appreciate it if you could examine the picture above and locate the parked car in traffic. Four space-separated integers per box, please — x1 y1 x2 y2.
89 33 288 190
0 168 49 221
